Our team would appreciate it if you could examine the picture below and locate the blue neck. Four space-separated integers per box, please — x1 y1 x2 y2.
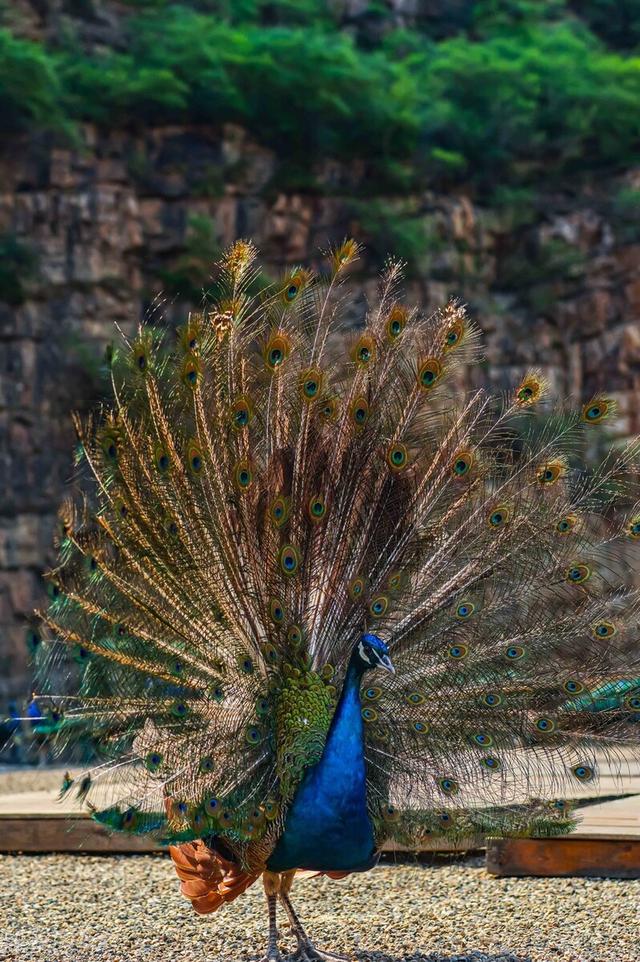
322 654 367 772
266 652 375 872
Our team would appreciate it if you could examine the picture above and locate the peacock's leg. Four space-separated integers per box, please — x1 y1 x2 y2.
259 873 284 962
279 875 348 962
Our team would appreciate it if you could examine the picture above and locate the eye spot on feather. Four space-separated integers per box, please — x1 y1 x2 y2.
348 576 365 600
234 460 253 492
481 755 501 771
287 624 302 645
455 601 475 620
361 707 378 722
264 333 291 371
405 691 425 706
413 720 429 734
270 495 290 528
473 733 492 746
438 777 459 796
443 319 464 351
487 504 512 528
505 644 525 661
205 796 219 816
626 515 640 539
537 458 566 485
417 358 442 391
144 752 163 773
515 372 544 406
308 494 327 523
238 655 254 674
582 396 613 424
352 333 376 368
386 443 409 472
566 563 591 585
246 725 263 745
155 446 170 474
386 305 407 342
381 803 400 823
132 342 148 374
269 598 285 624
256 695 270 717
282 271 308 304
448 644 468 660
186 441 203 476
483 692 502 707
592 621 616 639
625 694 640 712
364 686 381 701
263 799 279 821
262 643 279 664
181 354 201 389
451 450 474 479
279 543 300 576
299 367 324 401
572 764 594 782
321 664 335 681
219 810 234 828
231 396 253 430
171 701 189 718
115 499 129 520
164 517 179 539
319 396 340 422
350 396 370 429
387 571 407 594
556 513 577 535
210 683 224 703
100 431 118 461
535 717 556 733
563 679 584 695
197 756 214 776
369 594 389 618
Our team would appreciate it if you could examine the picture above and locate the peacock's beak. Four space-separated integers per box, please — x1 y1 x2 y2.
378 654 395 674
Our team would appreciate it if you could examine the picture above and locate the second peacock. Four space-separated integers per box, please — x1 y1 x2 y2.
34 240 640 961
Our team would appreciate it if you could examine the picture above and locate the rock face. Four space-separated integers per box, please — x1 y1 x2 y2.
1 117 640 714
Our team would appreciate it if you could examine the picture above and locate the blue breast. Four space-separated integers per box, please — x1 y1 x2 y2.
267 661 376 873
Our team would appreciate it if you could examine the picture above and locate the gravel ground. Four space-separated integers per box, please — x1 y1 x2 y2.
1 853 638 962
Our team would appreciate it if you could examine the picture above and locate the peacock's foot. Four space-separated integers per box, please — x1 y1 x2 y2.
257 952 284 962
290 944 349 962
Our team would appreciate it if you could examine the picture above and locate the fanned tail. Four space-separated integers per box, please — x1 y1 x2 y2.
31 239 640 858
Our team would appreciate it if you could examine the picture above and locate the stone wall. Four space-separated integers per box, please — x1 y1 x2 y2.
1 117 639 714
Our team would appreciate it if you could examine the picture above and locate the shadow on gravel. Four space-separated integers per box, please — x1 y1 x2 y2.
354 953 533 962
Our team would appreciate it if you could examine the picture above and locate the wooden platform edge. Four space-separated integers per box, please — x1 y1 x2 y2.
486 835 640 879
0 815 160 854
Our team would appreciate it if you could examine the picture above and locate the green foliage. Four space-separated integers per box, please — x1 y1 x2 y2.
2 3 640 195
0 233 37 305
0 30 68 135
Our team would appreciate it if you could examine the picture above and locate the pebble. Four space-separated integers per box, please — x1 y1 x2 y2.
1 853 638 962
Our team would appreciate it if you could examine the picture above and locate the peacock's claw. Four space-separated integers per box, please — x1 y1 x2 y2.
257 952 284 962
290 945 349 962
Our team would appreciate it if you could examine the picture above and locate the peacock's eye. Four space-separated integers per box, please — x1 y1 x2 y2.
566 564 590 584
505 645 525 660
572 764 594 782
535 717 555 732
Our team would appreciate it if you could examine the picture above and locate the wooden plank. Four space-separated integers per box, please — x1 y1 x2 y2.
0 815 160 854
486 836 640 878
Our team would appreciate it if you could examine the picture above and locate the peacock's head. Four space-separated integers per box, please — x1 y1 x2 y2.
353 633 395 674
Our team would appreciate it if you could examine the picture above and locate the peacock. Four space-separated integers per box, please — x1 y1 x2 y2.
29 239 640 961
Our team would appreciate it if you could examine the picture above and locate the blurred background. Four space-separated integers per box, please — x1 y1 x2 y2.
1 0 640 747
